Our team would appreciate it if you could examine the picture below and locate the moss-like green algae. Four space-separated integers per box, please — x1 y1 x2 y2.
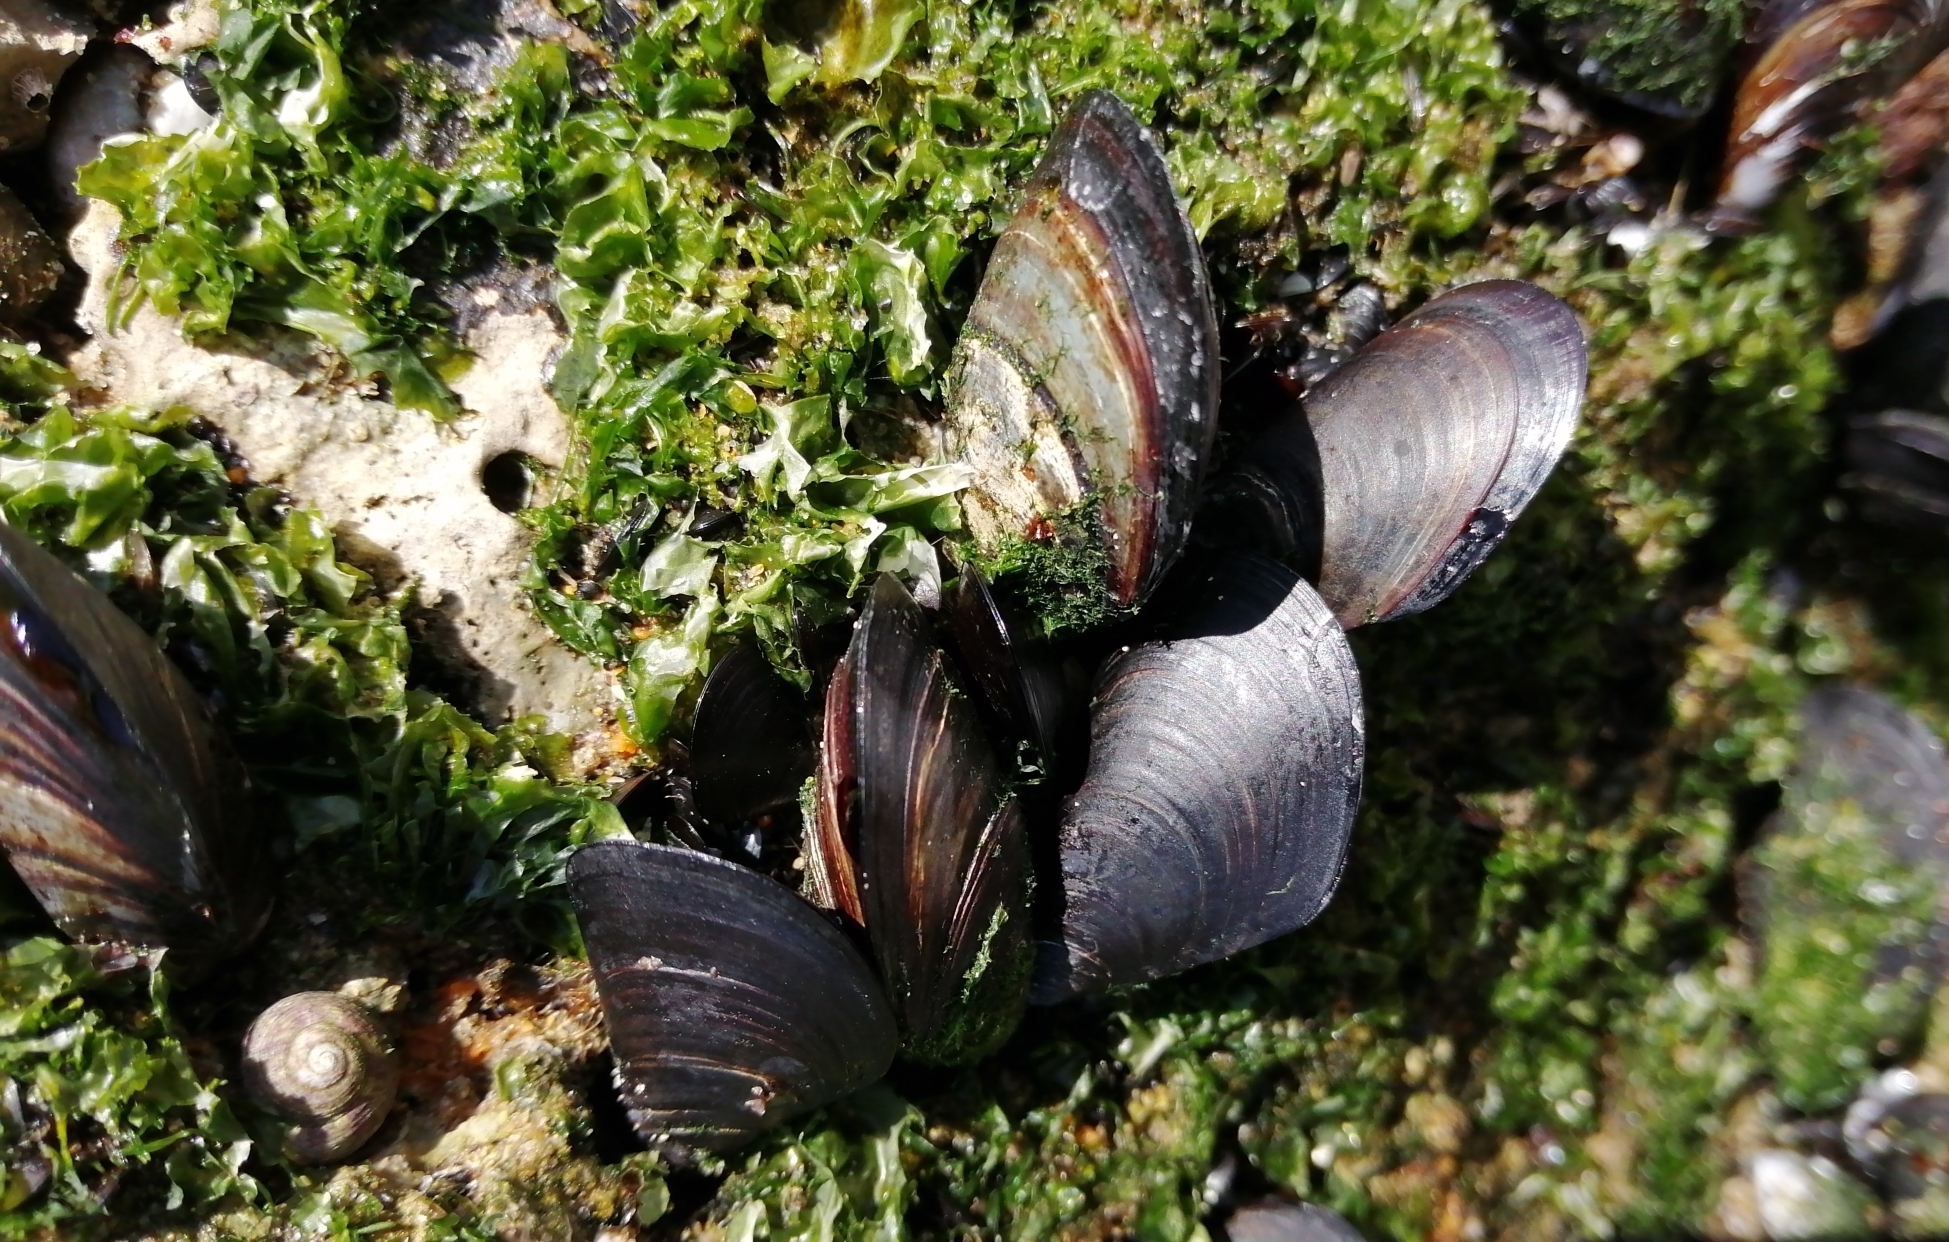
5 0 1941 1238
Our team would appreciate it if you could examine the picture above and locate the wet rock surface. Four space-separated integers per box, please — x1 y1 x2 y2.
0 0 91 154
64 199 616 755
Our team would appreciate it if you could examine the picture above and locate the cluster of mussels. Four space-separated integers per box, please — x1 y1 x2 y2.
0 87 1588 1167
566 91 1588 1160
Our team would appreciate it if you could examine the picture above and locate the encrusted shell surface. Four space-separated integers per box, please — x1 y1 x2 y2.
942 88 1219 614
0 522 267 973
1238 280 1586 628
568 839 896 1159
240 991 398 1165
1031 552 1364 1003
809 573 1032 1064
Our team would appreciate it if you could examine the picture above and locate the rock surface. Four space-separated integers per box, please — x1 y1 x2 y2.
64 198 616 757
0 0 91 154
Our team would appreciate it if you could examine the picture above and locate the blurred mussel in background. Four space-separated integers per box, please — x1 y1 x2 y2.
1728 685 1949 1238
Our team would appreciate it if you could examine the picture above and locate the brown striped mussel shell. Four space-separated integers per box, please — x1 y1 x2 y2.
1714 0 1949 226
940 89 1220 622
0 522 267 975
807 573 1032 1065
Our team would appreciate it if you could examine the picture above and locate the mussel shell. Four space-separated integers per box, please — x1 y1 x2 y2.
1223 1199 1368 1242
1031 552 1364 1003
1238 280 1586 628
1844 410 1949 531
0 522 267 973
568 839 896 1158
1714 0 1949 224
941 565 1071 765
1794 682 1949 868
944 88 1219 614
688 641 815 825
809 574 1032 1063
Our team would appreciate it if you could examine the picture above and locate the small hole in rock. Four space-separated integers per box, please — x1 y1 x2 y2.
481 451 533 513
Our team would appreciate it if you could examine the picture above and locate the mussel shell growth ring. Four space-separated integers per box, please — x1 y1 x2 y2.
1032 553 1365 1002
0 522 267 974
569 839 897 1159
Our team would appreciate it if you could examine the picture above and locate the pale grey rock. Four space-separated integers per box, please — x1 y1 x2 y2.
64 199 618 767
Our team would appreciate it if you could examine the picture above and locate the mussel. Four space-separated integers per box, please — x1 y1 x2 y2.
1713 0 1949 227
807 573 1033 1064
568 838 897 1159
1223 1198 1369 1242
1843 410 1949 530
941 89 1220 625
1220 280 1587 628
687 641 816 826
941 563 1073 768
1745 683 1949 1111
0 522 267 974
1031 552 1364 1003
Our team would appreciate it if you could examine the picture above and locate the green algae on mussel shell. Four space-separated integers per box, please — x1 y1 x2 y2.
808 573 1033 1065
942 89 1219 632
1031 552 1363 1003
568 839 897 1160
1714 0 1949 226
1222 280 1587 629
0 521 267 976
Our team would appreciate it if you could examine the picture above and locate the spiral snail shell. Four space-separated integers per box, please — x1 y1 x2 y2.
240 992 398 1164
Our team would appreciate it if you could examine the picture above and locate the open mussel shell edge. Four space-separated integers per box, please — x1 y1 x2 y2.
1031 551 1365 1003
567 838 897 1160
943 88 1220 621
0 522 268 976
809 573 1034 1066
1230 279 1586 629
687 640 817 827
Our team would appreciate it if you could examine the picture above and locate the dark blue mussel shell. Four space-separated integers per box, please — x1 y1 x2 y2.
568 838 896 1160
1032 552 1365 1002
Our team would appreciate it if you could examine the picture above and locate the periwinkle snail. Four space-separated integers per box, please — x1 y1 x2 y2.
569 89 1588 1159
240 992 399 1165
